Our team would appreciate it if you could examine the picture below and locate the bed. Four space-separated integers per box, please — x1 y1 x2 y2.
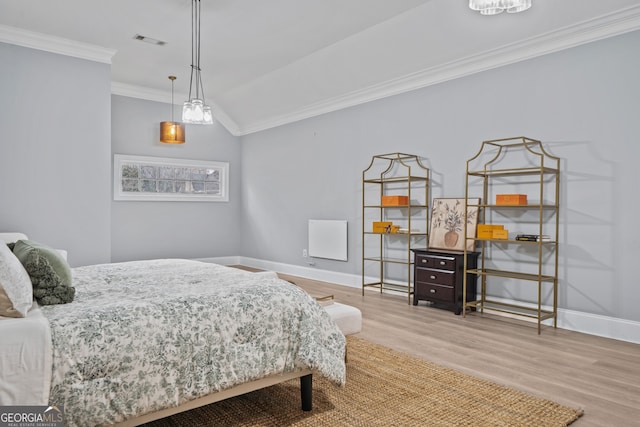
0 233 346 426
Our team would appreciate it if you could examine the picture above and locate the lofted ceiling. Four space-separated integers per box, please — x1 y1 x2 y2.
1 0 640 135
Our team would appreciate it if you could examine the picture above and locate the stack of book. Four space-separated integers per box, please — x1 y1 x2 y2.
515 234 551 242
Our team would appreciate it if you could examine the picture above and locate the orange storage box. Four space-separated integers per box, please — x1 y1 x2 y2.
477 224 504 239
372 221 393 233
492 229 509 240
496 194 528 205
477 230 493 239
381 195 409 206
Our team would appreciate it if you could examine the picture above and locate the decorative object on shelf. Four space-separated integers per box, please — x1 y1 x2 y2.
371 222 400 234
362 153 429 304
515 234 551 242
182 0 214 125
469 0 532 15
381 195 409 206
160 76 186 144
113 154 229 202
496 194 528 205
372 221 393 233
477 224 506 239
463 136 560 334
492 229 509 239
428 198 479 251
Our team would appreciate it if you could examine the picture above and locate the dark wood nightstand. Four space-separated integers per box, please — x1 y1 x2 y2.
411 249 479 315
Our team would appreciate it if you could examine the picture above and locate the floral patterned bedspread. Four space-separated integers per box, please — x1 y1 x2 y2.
39 259 346 427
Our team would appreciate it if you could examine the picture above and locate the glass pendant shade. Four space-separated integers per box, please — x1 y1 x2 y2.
182 98 213 124
469 0 531 15
203 105 213 124
160 121 185 144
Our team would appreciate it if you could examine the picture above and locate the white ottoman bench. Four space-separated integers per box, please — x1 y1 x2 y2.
317 296 361 362
252 271 362 336
322 301 362 336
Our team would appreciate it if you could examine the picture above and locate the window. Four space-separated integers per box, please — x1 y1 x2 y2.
113 154 229 202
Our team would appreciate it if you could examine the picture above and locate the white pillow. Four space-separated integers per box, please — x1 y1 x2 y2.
0 232 29 244
0 242 33 317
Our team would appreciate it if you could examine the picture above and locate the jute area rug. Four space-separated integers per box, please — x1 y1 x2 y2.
145 336 583 427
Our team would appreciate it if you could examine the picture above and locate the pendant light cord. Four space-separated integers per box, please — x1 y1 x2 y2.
188 0 195 100
198 0 206 102
187 0 207 102
171 77 175 122
182 0 213 124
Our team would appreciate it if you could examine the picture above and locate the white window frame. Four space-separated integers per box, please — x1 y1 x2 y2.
113 154 229 202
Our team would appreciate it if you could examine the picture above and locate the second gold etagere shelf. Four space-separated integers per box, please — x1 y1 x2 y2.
463 136 560 334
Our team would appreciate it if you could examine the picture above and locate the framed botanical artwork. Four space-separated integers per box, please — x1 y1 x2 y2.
428 198 480 252
113 154 229 202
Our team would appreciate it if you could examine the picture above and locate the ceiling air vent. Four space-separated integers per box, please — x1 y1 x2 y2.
133 34 166 46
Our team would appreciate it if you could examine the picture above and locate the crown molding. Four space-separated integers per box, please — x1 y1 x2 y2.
0 24 115 64
237 4 640 135
111 82 242 135
212 108 242 136
105 4 640 136
111 82 172 104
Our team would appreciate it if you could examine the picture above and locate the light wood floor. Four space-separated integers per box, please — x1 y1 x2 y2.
239 268 640 426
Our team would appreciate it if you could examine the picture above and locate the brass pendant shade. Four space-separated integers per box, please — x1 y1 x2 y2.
160 75 185 144
160 121 185 144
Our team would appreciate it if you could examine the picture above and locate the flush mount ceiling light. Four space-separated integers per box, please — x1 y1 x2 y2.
469 0 532 15
160 76 186 144
182 0 213 125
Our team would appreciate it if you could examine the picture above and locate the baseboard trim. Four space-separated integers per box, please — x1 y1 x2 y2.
194 256 242 266
555 308 640 345
239 257 363 288
200 256 640 345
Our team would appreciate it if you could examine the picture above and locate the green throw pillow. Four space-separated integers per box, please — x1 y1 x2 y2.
12 240 75 305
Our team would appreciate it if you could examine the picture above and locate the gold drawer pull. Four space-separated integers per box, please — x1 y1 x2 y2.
439 261 446 266
430 289 436 293
421 259 427 263
430 275 436 280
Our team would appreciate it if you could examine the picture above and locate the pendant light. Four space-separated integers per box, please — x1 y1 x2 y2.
182 0 214 125
160 76 186 144
469 0 532 15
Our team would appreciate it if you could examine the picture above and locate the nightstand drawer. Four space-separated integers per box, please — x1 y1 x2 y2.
415 254 455 270
415 282 454 302
416 268 455 286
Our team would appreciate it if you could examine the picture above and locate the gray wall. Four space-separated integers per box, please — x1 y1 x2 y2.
0 43 242 266
0 43 112 267
110 95 242 262
2 30 639 328
240 30 640 323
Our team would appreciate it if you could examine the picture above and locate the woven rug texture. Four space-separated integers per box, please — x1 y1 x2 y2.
144 336 583 427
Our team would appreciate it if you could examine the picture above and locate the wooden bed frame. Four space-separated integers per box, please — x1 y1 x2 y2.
114 370 313 426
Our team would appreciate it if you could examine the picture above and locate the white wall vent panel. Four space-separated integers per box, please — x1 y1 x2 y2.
308 220 347 261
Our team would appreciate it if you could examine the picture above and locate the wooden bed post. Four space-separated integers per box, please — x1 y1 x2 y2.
300 374 313 411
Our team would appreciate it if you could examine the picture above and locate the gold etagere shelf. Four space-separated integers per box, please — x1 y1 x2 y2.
362 153 429 304
463 137 560 334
